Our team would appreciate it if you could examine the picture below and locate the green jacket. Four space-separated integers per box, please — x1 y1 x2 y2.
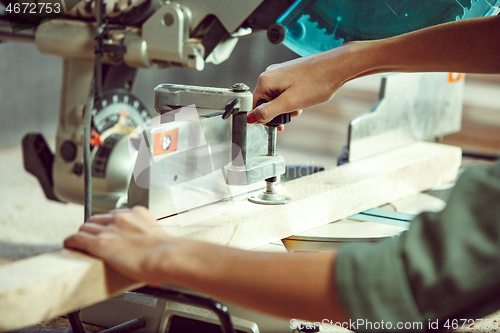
336 161 500 332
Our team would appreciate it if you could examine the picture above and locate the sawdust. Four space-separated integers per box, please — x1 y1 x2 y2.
0 146 84 266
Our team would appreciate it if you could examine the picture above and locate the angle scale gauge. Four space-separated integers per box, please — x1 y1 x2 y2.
90 89 150 181
92 89 150 139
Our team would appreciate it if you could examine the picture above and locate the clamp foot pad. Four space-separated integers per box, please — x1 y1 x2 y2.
248 192 291 205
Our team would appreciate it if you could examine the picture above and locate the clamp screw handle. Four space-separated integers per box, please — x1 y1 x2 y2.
266 113 291 127
256 99 292 127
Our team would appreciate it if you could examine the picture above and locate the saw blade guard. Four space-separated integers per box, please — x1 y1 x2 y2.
277 0 500 56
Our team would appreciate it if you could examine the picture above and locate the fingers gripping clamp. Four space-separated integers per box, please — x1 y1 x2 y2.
247 100 291 205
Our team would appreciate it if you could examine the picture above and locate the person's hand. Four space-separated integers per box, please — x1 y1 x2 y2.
248 45 358 130
64 206 178 286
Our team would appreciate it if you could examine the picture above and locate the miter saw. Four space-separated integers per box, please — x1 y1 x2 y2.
0 0 498 216
1 0 500 332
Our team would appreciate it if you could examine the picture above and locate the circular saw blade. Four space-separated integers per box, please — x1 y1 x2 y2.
304 0 474 43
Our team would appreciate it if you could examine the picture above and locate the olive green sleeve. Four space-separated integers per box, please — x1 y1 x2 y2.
336 162 500 332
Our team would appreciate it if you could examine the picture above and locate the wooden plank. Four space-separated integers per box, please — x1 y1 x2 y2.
0 142 461 331
0 250 143 331
161 142 461 249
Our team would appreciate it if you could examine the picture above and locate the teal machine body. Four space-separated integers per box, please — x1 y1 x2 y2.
277 0 500 56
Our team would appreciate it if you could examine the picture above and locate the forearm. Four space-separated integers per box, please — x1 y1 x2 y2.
162 240 348 322
63 207 348 321
249 15 500 124
344 15 500 81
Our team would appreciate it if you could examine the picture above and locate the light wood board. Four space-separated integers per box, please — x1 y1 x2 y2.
0 250 143 331
0 142 461 331
160 141 461 249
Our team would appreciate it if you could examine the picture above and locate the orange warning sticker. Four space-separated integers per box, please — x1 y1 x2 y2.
153 128 179 156
448 72 463 83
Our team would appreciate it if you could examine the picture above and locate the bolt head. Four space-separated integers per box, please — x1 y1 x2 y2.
163 13 174 27
232 83 250 92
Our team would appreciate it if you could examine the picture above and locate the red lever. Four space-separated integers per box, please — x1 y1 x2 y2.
90 130 103 146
